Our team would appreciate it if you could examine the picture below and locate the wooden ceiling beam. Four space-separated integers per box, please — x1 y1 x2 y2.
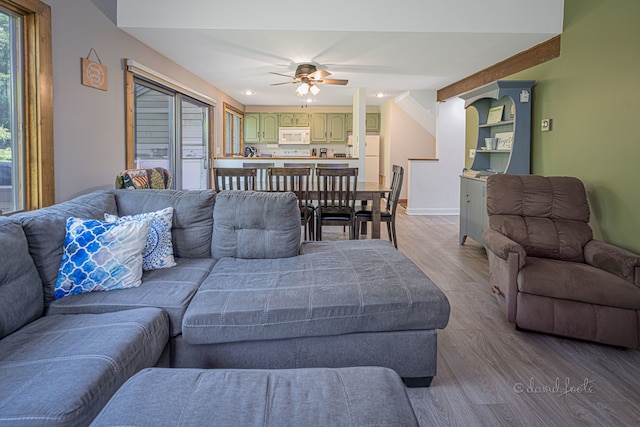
437 35 561 102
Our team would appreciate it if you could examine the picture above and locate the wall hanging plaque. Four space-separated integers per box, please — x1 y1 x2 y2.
81 48 108 91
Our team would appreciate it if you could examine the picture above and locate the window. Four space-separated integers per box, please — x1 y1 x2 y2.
0 0 53 214
223 103 243 156
125 61 214 190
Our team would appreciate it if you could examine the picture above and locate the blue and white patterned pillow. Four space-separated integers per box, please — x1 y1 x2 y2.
105 207 176 270
54 217 153 299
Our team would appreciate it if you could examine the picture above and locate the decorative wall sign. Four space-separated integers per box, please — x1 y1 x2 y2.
81 48 108 91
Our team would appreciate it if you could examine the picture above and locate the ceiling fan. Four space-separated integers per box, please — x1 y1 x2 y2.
270 64 348 96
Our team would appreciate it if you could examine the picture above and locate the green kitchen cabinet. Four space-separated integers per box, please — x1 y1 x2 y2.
365 113 380 132
279 113 309 127
244 113 279 143
345 113 380 132
311 113 346 143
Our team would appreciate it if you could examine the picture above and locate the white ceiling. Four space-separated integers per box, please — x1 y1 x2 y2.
115 0 564 107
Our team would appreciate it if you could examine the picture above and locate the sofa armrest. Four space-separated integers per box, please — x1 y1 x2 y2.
584 240 640 286
483 228 526 270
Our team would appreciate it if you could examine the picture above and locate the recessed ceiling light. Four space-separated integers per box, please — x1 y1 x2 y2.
375 93 386 98
305 98 314 103
243 90 255 95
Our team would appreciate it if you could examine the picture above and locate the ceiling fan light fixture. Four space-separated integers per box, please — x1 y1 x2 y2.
296 82 309 96
309 84 320 96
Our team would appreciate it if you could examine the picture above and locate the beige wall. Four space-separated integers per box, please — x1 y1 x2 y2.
380 99 436 199
46 0 244 201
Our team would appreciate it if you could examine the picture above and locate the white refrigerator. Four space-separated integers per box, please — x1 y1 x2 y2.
349 135 380 182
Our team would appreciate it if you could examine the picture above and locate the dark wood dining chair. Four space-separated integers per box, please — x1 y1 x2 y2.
284 162 316 186
316 163 349 168
355 165 404 248
243 162 273 190
315 167 358 241
213 167 256 191
268 167 314 241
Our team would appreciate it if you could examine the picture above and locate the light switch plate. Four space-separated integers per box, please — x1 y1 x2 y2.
541 118 551 132
469 148 476 158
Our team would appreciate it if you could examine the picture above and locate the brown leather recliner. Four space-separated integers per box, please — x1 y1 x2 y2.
483 174 640 348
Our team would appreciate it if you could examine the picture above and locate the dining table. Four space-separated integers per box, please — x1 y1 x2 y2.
254 180 391 239
313 181 391 239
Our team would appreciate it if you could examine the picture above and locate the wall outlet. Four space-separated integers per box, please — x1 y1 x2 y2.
541 118 552 132
469 148 476 158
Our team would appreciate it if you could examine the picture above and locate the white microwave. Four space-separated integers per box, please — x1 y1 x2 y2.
279 127 310 145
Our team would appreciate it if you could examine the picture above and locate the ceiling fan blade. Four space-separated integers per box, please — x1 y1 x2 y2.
270 81 298 86
308 69 331 80
269 71 296 79
317 79 349 85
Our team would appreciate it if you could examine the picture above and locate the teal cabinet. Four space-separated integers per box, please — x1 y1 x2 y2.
458 80 535 245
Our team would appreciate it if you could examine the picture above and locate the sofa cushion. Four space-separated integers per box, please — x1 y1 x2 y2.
54 216 152 300
12 190 117 306
90 367 419 427
212 191 301 260
114 189 215 258
105 207 177 271
47 257 215 337
0 307 168 427
183 240 450 345
518 257 640 310
486 175 593 262
0 218 43 339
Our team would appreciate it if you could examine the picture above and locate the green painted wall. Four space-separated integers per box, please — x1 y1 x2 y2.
503 0 640 252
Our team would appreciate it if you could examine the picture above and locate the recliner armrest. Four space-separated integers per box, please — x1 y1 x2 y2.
584 239 640 286
483 228 526 270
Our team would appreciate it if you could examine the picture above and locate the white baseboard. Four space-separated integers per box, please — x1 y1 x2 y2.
405 207 460 216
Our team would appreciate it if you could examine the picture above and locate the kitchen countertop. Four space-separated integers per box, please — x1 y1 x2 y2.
221 157 359 160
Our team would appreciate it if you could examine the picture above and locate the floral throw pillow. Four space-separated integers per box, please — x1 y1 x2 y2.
105 207 176 271
54 217 153 300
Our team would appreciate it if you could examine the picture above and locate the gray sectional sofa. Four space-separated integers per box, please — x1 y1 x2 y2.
0 188 450 426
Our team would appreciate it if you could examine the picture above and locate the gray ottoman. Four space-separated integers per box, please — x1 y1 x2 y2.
91 367 419 426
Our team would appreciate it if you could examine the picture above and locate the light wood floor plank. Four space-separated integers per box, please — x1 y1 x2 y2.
322 207 640 426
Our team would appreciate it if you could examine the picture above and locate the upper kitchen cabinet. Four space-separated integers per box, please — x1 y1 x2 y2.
244 113 279 143
279 113 309 127
346 113 381 133
310 113 346 143
460 80 535 175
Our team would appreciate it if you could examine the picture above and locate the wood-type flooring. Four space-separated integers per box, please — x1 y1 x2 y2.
319 208 640 426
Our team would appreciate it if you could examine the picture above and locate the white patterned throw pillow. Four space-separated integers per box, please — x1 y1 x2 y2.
105 207 177 271
54 217 153 299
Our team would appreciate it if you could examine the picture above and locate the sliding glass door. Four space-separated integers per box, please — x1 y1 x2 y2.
0 7 23 213
133 79 211 190
180 98 209 190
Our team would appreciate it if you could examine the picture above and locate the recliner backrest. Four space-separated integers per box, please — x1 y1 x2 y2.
486 174 593 262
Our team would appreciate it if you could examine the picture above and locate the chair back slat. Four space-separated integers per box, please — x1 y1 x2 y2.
243 162 274 190
268 167 313 240
213 167 256 191
316 167 358 212
387 165 404 213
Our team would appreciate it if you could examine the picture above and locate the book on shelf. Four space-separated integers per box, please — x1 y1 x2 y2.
487 105 504 124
